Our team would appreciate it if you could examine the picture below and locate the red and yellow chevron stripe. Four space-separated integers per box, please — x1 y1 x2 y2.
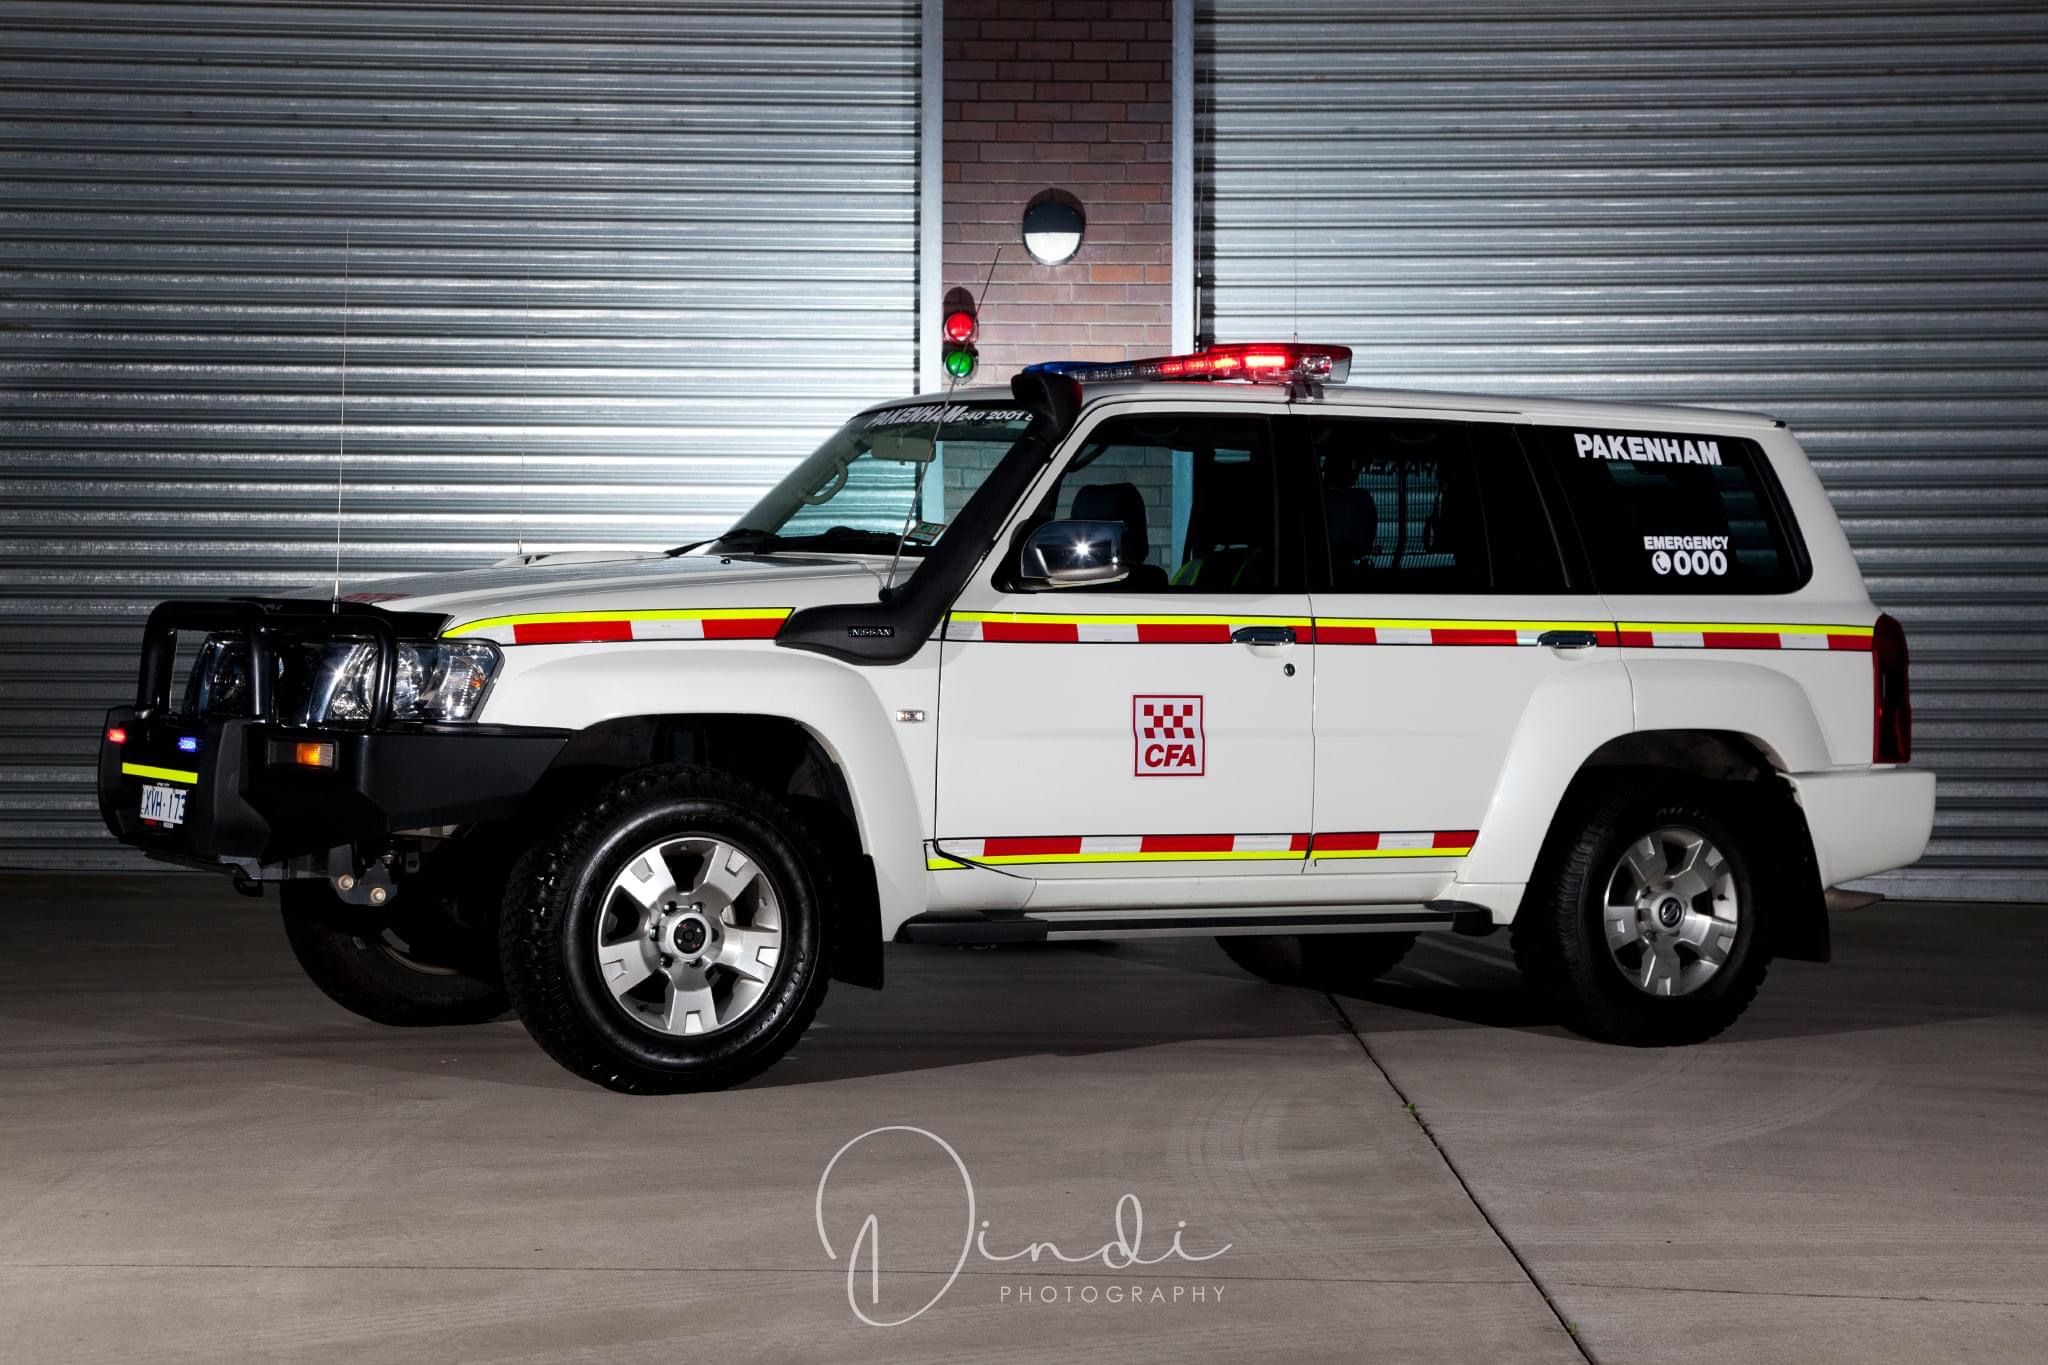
1615 621 1873 651
446 608 791 646
948 611 1310 644
927 829 1478 871
947 612 1874 652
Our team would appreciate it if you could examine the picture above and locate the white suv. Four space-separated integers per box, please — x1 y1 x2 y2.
98 343 1934 1092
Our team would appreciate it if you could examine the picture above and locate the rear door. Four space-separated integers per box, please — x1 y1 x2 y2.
1302 413 1607 892
934 406 1316 892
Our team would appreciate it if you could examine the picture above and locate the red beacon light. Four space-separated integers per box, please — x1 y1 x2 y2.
1024 342 1350 386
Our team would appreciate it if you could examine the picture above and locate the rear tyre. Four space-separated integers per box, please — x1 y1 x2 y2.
1218 931 1417 990
279 881 509 1026
1513 782 1770 1046
500 765 830 1094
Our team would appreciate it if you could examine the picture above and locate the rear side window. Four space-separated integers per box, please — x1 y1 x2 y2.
1311 418 1568 594
1524 425 1808 594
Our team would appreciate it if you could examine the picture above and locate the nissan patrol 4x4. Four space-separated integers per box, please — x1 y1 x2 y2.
98 343 1934 1092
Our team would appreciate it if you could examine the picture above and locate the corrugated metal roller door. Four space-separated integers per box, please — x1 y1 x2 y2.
0 2 920 867
1201 0 2048 900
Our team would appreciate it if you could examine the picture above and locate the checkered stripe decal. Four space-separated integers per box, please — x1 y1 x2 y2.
447 609 791 646
927 830 1478 870
949 613 1873 652
1138 700 1198 740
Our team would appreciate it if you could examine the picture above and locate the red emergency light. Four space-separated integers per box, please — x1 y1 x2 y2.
1025 342 1351 386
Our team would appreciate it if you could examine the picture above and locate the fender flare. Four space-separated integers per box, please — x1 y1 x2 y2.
483 645 929 939
1463 656 1833 890
1462 659 1636 887
1624 658 1833 773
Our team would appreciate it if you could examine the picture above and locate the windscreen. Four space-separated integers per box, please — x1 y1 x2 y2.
722 401 1036 556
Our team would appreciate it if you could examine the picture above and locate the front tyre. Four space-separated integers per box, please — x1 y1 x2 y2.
500 766 830 1094
279 881 509 1026
1514 783 1770 1046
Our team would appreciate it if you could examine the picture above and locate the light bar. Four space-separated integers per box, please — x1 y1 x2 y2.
1024 342 1351 386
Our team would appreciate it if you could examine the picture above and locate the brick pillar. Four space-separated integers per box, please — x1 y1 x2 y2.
944 0 1174 382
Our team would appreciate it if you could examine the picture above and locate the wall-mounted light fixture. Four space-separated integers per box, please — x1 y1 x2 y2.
1022 189 1085 266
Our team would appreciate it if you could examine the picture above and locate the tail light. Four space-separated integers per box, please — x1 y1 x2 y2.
1873 612 1911 763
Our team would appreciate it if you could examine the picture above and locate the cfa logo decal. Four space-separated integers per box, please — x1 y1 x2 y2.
1134 695 1204 777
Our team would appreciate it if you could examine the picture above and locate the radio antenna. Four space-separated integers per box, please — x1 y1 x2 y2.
514 281 533 558
882 242 1006 597
1290 159 1301 343
330 231 351 600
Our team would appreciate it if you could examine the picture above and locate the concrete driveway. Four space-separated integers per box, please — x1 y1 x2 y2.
0 874 2041 1363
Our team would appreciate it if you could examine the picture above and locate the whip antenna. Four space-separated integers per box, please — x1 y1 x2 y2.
331 231 351 600
514 281 533 557
882 243 1006 597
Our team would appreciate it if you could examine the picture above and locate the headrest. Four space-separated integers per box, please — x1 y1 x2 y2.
1072 482 1150 561
1325 485 1379 555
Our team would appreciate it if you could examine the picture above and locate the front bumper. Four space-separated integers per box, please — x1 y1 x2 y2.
98 711 569 870
97 596 567 872
1789 767 1937 887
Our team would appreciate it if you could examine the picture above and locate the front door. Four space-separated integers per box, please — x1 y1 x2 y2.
935 407 1315 895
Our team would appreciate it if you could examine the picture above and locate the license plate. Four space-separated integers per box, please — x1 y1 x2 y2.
139 783 187 827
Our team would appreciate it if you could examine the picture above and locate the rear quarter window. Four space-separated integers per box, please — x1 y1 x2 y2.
1523 424 1809 595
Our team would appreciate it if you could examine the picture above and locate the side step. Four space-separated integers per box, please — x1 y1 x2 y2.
897 905 1490 945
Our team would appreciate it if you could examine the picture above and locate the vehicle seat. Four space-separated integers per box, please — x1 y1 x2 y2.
1322 485 1379 587
1072 482 1169 590
1174 460 1272 588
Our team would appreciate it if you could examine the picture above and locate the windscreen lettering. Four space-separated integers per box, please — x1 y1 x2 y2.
864 404 1032 429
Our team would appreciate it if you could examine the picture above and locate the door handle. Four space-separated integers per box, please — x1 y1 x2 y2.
1231 625 1296 646
1537 629 1600 649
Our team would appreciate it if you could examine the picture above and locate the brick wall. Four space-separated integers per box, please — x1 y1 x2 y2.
944 0 1174 383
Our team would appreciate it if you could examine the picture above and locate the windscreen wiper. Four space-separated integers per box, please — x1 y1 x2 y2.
667 527 780 557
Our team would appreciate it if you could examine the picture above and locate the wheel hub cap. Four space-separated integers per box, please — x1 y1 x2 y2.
658 908 713 960
594 836 784 1037
1601 825 1741 998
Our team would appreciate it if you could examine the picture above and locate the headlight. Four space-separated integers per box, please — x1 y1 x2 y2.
185 635 502 725
304 639 500 724
392 639 501 722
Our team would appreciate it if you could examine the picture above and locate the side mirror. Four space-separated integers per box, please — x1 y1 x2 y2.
1018 519 1129 588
